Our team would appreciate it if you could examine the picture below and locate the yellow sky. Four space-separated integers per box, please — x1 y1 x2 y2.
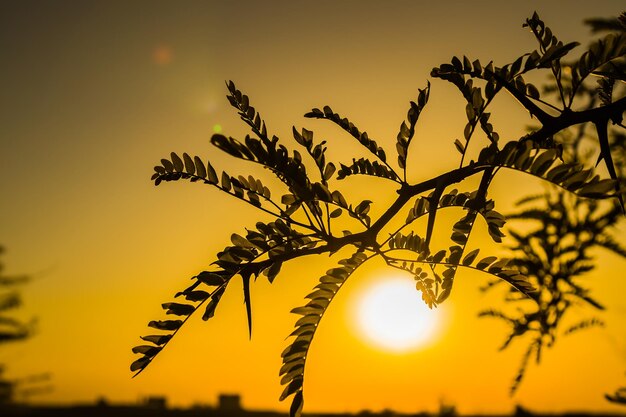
1 1 626 414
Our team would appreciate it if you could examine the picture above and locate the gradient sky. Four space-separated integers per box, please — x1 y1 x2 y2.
1 0 626 414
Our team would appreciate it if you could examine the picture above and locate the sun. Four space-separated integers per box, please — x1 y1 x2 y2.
352 275 443 352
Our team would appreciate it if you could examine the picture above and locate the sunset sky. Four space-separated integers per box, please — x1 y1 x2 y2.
1 1 626 414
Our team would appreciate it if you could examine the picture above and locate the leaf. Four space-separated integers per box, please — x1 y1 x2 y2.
354 200 372 215
266 262 282 283
140 334 172 346
180 290 210 302
148 320 183 331
530 149 556 176
331 190 348 207
183 153 195 175
162 302 195 316
451 232 468 245
194 156 207 178
282 194 297 205
196 271 226 286
526 83 540 99
431 250 446 263
203 288 225 321
329 208 342 218
132 345 162 356
463 249 480 265
436 288 451 304
290 390 304 417
221 172 232 191
464 123 472 141
447 247 462 264
231 233 252 248
488 223 505 243
578 178 617 197
454 139 465 154
280 378 303 401
476 256 497 270
130 357 151 372
171 152 183 172
488 259 509 273
313 182 332 202
323 163 336 181
206 162 218 184
161 158 174 173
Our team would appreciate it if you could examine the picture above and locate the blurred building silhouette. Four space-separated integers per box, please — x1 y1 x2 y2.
0 378 13 404
145 396 168 410
219 394 242 412
1 394 625 417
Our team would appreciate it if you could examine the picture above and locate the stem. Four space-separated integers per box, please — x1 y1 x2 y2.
488 70 555 125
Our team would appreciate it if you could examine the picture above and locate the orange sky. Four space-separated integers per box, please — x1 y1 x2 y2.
1 1 626 414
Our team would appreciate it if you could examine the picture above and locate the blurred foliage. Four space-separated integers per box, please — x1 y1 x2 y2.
0 246 32 405
133 12 626 416
478 12 626 396
0 247 30 346
607 386 626 405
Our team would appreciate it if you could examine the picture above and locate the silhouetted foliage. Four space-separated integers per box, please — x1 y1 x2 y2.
585 13 626 35
0 246 33 405
477 12 626 396
606 386 626 405
481 192 625 394
0 247 31 346
133 12 626 416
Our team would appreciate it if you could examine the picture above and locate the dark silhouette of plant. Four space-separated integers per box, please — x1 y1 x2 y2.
585 13 626 35
0 246 33 405
477 12 626 396
132 12 626 416
607 386 626 405
0 247 30 345
590 13 626 407
481 192 625 394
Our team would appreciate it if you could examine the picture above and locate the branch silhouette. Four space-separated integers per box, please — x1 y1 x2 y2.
132 12 626 415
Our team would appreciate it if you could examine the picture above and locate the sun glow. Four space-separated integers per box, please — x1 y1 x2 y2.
352 275 443 352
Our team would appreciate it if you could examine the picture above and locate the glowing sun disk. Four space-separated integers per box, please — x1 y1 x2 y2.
354 275 441 352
